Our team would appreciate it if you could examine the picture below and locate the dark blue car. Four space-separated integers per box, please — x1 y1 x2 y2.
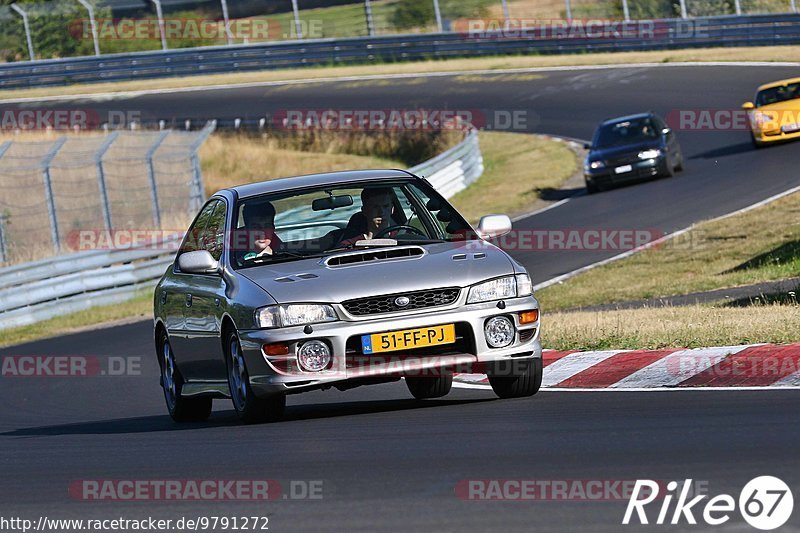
583 112 684 194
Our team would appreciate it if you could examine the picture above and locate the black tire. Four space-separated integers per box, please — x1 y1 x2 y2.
158 331 213 422
405 374 453 399
674 152 685 172
487 358 543 399
751 134 763 149
661 156 675 178
585 181 599 194
226 330 285 424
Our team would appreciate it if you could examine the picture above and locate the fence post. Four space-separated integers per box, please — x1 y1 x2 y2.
150 0 168 50
792 0 798 13
564 0 572 21
95 132 119 231
433 0 443 32
220 0 233 44
0 141 11 263
622 0 630 20
10 4 35 61
291 0 303 39
500 0 510 26
146 130 170 228
41 138 67 253
679 0 688 18
188 121 216 213
364 0 375 36
76 0 101 56
734 0 742 14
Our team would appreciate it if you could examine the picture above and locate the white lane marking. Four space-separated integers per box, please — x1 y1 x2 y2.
533 183 800 292
610 345 749 388
2 61 798 104
541 350 623 387
511 198 572 222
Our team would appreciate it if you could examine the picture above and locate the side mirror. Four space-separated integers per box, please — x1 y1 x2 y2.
742 102 755 111
476 215 512 239
583 142 592 150
178 250 220 274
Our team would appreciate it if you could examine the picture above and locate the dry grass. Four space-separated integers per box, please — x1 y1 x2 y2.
449 132 578 223
199 134 406 195
0 291 153 349
1 45 799 101
543 304 800 350
539 190 800 311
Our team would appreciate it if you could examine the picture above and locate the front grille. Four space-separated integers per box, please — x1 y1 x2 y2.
342 287 460 316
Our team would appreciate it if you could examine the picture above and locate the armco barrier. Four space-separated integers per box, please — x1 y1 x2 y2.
0 14 799 89
0 129 484 330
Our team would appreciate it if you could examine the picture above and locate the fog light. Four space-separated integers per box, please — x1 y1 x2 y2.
485 316 515 348
297 340 331 372
519 310 539 324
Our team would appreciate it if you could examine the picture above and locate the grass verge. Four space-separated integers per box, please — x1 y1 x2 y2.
0 292 153 349
1 45 798 101
538 190 800 311
450 132 578 223
542 304 800 351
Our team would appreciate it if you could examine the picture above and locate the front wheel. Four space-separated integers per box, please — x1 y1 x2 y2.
226 330 285 424
488 358 542 399
405 374 453 399
159 331 212 422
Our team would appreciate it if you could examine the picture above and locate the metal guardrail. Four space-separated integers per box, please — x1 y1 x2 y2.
0 128 484 330
0 13 799 89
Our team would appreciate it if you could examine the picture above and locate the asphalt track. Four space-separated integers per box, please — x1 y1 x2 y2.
2 64 800 531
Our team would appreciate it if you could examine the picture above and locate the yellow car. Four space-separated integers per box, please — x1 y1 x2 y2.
743 77 800 147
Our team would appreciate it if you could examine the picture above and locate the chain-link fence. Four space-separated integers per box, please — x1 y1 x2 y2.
0 0 797 62
0 122 214 265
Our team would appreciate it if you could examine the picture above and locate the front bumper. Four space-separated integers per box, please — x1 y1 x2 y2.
752 127 800 145
238 295 541 396
585 156 664 187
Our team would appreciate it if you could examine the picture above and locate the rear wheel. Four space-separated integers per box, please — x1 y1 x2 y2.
159 331 212 422
226 330 285 424
405 374 453 399
488 358 542 399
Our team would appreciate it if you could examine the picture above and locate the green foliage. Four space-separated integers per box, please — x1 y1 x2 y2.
391 0 435 29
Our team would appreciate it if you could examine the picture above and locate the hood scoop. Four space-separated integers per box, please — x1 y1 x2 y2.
324 246 425 268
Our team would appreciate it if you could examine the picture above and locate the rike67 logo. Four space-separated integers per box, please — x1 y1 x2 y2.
623 477 793 530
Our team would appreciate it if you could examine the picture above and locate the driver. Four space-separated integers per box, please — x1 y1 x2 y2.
337 187 399 247
236 200 283 262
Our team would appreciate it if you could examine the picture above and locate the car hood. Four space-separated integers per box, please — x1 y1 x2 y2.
756 100 800 127
589 140 661 161
237 241 515 304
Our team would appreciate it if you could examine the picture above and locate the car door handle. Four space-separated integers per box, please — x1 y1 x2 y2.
185 294 192 307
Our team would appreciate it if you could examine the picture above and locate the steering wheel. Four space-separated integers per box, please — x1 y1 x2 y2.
374 225 427 239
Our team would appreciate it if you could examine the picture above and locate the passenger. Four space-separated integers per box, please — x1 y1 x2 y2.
238 200 283 262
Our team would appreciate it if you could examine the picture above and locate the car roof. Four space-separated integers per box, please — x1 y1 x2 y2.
599 112 655 127
224 169 418 199
757 77 800 92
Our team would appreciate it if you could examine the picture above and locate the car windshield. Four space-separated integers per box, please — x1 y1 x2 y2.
594 117 659 148
230 179 475 269
756 82 800 107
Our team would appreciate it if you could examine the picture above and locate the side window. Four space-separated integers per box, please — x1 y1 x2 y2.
204 201 227 261
179 201 217 255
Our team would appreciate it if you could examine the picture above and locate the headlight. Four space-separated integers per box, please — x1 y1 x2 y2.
638 149 661 159
468 276 519 304
485 316 515 348
297 340 331 372
255 304 338 329
516 273 532 297
588 160 605 169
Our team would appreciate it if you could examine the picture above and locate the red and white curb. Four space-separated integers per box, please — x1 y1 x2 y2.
454 343 800 390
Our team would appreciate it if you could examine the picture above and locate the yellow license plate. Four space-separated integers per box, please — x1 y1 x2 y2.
361 324 456 354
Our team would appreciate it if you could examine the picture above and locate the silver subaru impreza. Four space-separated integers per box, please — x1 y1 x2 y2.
154 170 541 423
